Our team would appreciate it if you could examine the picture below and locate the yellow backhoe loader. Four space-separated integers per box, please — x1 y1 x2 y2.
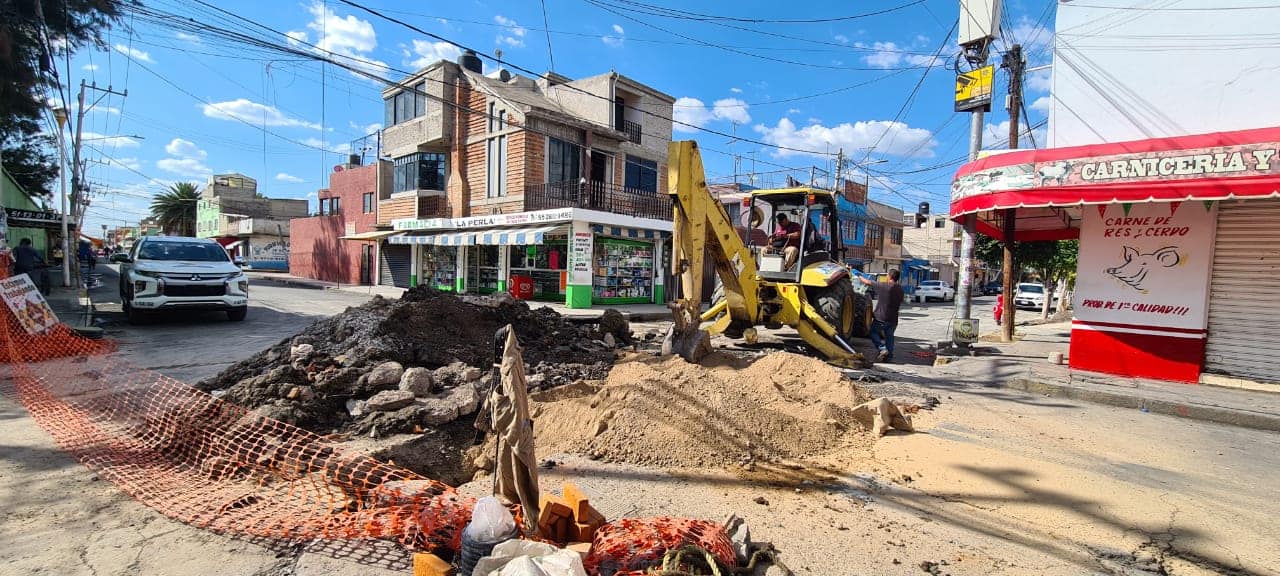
663 140 872 368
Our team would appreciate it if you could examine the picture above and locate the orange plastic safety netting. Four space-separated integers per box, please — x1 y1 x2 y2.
0 278 474 553
0 272 738 573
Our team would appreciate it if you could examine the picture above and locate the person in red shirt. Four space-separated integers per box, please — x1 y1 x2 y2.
771 213 803 270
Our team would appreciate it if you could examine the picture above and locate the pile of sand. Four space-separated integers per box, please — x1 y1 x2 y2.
530 352 874 469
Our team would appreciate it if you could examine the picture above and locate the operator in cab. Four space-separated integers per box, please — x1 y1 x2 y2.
770 213 803 271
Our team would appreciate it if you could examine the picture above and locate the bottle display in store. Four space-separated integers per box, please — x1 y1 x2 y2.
592 238 653 302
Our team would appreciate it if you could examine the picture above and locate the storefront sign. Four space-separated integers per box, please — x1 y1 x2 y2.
1 274 59 334
4 207 62 230
954 65 994 112
953 140 1280 203
1075 202 1217 331
393 208 575 231
569 230 593 285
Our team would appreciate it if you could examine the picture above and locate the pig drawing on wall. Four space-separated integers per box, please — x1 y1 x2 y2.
1105 246 1181 293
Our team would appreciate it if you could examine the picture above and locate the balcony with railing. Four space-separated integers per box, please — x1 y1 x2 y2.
622 120 642 145
525 180 672 221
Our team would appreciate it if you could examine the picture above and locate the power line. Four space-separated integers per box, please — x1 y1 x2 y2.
539 0 557 71
594 0 926 24
332 0 841 157
858 20 958 164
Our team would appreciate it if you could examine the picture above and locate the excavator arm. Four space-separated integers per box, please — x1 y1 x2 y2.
663 140 864 368
663 141 761 361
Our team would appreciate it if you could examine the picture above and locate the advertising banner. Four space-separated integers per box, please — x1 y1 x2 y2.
1 274 59 334
1075 201 1217 331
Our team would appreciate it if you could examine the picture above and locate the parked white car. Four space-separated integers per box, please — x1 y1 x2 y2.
112 236 249 323
915 280 955 302
1013 282 1061 310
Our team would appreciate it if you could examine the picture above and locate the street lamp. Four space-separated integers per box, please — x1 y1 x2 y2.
52 106 72 287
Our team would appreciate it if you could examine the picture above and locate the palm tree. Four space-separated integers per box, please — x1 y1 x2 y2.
150 182 200 236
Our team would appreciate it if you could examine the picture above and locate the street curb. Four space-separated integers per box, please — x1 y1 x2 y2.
248 275 329 290
1006 377 1280 433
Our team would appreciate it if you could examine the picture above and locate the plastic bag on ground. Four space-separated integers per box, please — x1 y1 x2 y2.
475 540 560 576
465 496 518 543
475 540 587 576
497 556 547 576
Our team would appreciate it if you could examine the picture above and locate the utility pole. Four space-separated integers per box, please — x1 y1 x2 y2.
1001 44 1024 342
69 81 128 258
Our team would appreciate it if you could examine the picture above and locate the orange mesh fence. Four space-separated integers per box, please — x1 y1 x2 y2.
586 517 736 575
0 283 474 553
0 273 737 573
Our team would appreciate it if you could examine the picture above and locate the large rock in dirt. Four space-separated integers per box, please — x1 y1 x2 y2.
290 343 315 361
315 366 361 393
446 382 481 416
417 397 460 426
399 367 434 397
359 361 405 391
366 389 415 412
599 309 630 342
252 403 301 425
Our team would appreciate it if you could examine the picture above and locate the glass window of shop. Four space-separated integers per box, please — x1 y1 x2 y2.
466 245 501 293
393 152 447 193
419 245 458 291
593 237 654 304
508 239 568 299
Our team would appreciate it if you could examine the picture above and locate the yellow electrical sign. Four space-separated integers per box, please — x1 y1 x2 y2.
955 65 994 112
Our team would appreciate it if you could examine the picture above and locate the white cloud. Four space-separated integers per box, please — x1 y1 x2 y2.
494 15 526 48
753 117 937 159
176 32 201 44
276 173 306 183
834 34 849 44
114 44 153 64
1030 95 1051 114
672 97 752 132
82 64 99 72
202 99 321 130
602 24 625 48
984 120 1048 149
404 39 462 69
89 106 120 116
81 131 140 148
349 121 382 134
1027 69 1052 93
300 2 389 77
301 138 352 154
286 30 308 47
115 157 142 171
861 42 938 69
729 87 742 93
306 191 318 198
157 138 212 178
786 108 801 116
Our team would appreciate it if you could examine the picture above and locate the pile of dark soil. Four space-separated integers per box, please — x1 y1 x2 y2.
197 288 620 436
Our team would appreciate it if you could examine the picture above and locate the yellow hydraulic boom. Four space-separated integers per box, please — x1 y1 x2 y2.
663 140 866 368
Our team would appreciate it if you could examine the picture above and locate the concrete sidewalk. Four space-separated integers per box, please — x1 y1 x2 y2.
245 271 672 322
894 321 1280 432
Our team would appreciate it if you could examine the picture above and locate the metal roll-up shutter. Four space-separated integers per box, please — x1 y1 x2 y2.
379 243 412 288
1205 200 1280 382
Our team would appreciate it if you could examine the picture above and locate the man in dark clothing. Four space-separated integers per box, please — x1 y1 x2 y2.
858 269 905 362
12 238 44 276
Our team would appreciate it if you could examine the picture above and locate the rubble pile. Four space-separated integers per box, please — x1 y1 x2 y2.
198 287 618 437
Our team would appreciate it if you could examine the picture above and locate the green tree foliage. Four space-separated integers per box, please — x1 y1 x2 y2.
975 237 1079 285
150 182 199 237
0 0 129 197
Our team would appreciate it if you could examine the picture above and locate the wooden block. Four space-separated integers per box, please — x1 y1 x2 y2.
574 521 598 543
561 482 591 519
580 502 606 526
539 493 573 520
413 552 454 576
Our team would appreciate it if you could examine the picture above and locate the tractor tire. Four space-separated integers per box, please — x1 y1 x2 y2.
810 277 863 341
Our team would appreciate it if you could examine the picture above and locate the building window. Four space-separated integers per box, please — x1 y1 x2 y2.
624 155 658 193
547 137 580 184
319 197 341 215
868 223 884 251
890 228 903 245
486 136 508 197
384 83 426 127
363 192 375 213
934 217 946 228
393 152 447 193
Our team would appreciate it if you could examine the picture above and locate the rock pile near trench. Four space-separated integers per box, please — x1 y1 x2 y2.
198 287 618 437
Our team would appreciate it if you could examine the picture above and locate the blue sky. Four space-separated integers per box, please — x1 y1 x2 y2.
59 0 1056 235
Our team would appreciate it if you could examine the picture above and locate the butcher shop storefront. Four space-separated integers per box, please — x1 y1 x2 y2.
951 126 1280 387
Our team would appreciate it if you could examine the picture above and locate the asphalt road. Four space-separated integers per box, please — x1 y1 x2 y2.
90 264 380 383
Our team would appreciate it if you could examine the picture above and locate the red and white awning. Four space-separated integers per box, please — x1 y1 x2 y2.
950 126 1280 241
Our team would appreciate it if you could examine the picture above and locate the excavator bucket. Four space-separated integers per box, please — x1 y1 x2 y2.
662 301 712 364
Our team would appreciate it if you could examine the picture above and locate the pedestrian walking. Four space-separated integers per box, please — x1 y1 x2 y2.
858 269 905 363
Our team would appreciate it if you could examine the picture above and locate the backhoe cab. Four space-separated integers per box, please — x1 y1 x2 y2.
664 140 871 368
